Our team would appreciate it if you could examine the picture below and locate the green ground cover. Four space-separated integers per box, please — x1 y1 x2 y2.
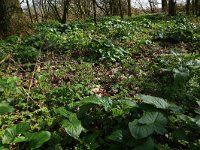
0 14 200 149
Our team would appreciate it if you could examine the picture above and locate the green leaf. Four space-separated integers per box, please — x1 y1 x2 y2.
195 107 200 115
54 107 72 118
80 96 112 111
107 130 123 142
62 114 84 139
2 122 30 144
13 136 27 143
0 103 13 115
173 67 190 84
0 141 9 150
172 129 188 141
129 112 167 139
196 119 200 127
129 119 154 139
133 137 154 150
168 103 182 113
140 95 170 109
115 99 138 108
196 101 200 106
179 114 196 123
0 147 9 150
28 131 51 150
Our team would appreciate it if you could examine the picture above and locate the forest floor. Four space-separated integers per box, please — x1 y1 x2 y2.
0 13 200 150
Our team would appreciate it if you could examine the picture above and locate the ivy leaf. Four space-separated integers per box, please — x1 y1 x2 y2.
2 122 30 144
140 95 169 109
28 131 51 150
62 114 84 139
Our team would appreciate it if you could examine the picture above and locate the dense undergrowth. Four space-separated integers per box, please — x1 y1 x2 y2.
0 14 200 150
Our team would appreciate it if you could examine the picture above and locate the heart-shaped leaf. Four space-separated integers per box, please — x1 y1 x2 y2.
140 95 169 109
62 114 84 139
2 122 30 144
107 130 123 142
80 96 112 111
28 131 51 150
0 103 13 115
129 112 167 139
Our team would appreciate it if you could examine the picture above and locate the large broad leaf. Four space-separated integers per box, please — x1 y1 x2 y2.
0 103 13 115
140 95 169 109
173 67 190 84
0 146 9 150
133 137 154 150
107 130 123 142
28 131 51 150
54 107 72 118
179 114 200 127
196 119 200 127
0 141 9 150
129 112 167 139
62 114 84 139
2 122 30 144
139 112 168 134
114 99 138 108
80 96 112 111
129 120 154 139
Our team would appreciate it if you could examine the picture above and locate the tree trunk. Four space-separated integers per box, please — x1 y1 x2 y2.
162 0 167 12
32 0 39 22
0 0 22 37
127 0 132 17
112 0 118 16
26 0 33 23
93 0 97 25
48 0 62 22
186 0 191 15
168 0 176 16
0 0 8 36
61 0 70 23
195 0 200 15
119 0 123 19
109 0 113 15
148 0 154 13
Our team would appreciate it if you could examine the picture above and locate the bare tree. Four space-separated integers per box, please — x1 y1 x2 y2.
61 0 70 23
0 0 23 37
168 0 176 16
194 0 200 15
127 0 132 17
26 0 33 22
32 0 39 22
162 0 167 12
119 0 123 19
186 0 191 14
93 0 97 24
